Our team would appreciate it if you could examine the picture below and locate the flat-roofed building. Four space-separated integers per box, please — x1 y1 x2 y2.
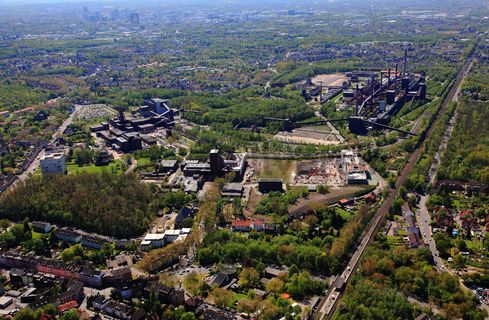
159 160 178 173
40 153 66 175
258 178 283 193
221 182 243 197
0 296 13 309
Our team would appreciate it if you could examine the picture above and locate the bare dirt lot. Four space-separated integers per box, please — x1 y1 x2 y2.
311 73 348 87
274 127 341 145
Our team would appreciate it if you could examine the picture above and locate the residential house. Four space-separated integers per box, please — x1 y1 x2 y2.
209 269 237 288
54 228 82 244
252 219 265 232
264 223 277 234
231 219 251 232
104 300 133 319
81 235 107 250
265 267 288 279
32 222 53 233
59 281 84 304
338 198 354 207
57 300 78 314
92 295 107 311
460 210 478 232
364 192 377 204
145 282 185 306
110 266 132 282
407 233 419 248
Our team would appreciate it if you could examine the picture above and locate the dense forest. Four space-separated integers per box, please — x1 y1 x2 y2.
0 173 155 238
335 239 487 320
199 204 374 275
434 58 489 184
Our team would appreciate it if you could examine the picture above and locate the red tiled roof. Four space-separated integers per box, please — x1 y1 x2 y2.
232 219 251 227
365 193 376 200
57 300 78 313
253 219 264 227
40 313 55 320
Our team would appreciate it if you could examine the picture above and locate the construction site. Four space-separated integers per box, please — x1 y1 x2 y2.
249 149 374 188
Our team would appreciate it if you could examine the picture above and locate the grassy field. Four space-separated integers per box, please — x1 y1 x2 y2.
465 238 481 251
34 159 124 175
66 160 124 175
386 235 405 247
31 231 43 239
136 157 151 167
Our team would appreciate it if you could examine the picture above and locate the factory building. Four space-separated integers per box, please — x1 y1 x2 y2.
182 149 246 179
91 98 176 153
258 178 284 193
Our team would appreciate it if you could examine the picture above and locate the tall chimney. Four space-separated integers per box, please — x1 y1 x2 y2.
371 75 374 99
355 84 359 116
370 75 374 113
388 68 391 89
404 48 408 77
395 63 398 79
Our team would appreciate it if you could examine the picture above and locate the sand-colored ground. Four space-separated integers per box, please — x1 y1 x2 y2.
311 73 348 87
274 128 341 146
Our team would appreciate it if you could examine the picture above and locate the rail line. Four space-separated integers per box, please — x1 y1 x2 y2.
312 53 476 320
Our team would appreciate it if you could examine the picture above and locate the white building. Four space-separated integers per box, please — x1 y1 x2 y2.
140 233 165 250
140 229 191 250
40 153 66 175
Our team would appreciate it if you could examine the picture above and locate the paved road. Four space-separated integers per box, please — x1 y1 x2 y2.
417 195 445 270
313 54 476 320
125 156 138 174
314 110 346 144
414 62 475 271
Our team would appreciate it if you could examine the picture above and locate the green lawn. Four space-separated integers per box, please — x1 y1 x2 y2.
67 160 124 175
397 229 407 236
34 160 124 176
233 293 248 303
136 157 152 167
386 235 404 247
465 238 481 251
31 231 43 239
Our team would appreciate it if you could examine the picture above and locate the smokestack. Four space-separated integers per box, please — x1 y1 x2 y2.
388 68 391 89
355 84 359 116
371 75 375 113
404 48 408 77
319 80 323 101
380 71 383 88
371 75 374 99
395 63 398 79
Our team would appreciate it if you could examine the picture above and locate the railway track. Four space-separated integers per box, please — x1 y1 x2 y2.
312 53 476 320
